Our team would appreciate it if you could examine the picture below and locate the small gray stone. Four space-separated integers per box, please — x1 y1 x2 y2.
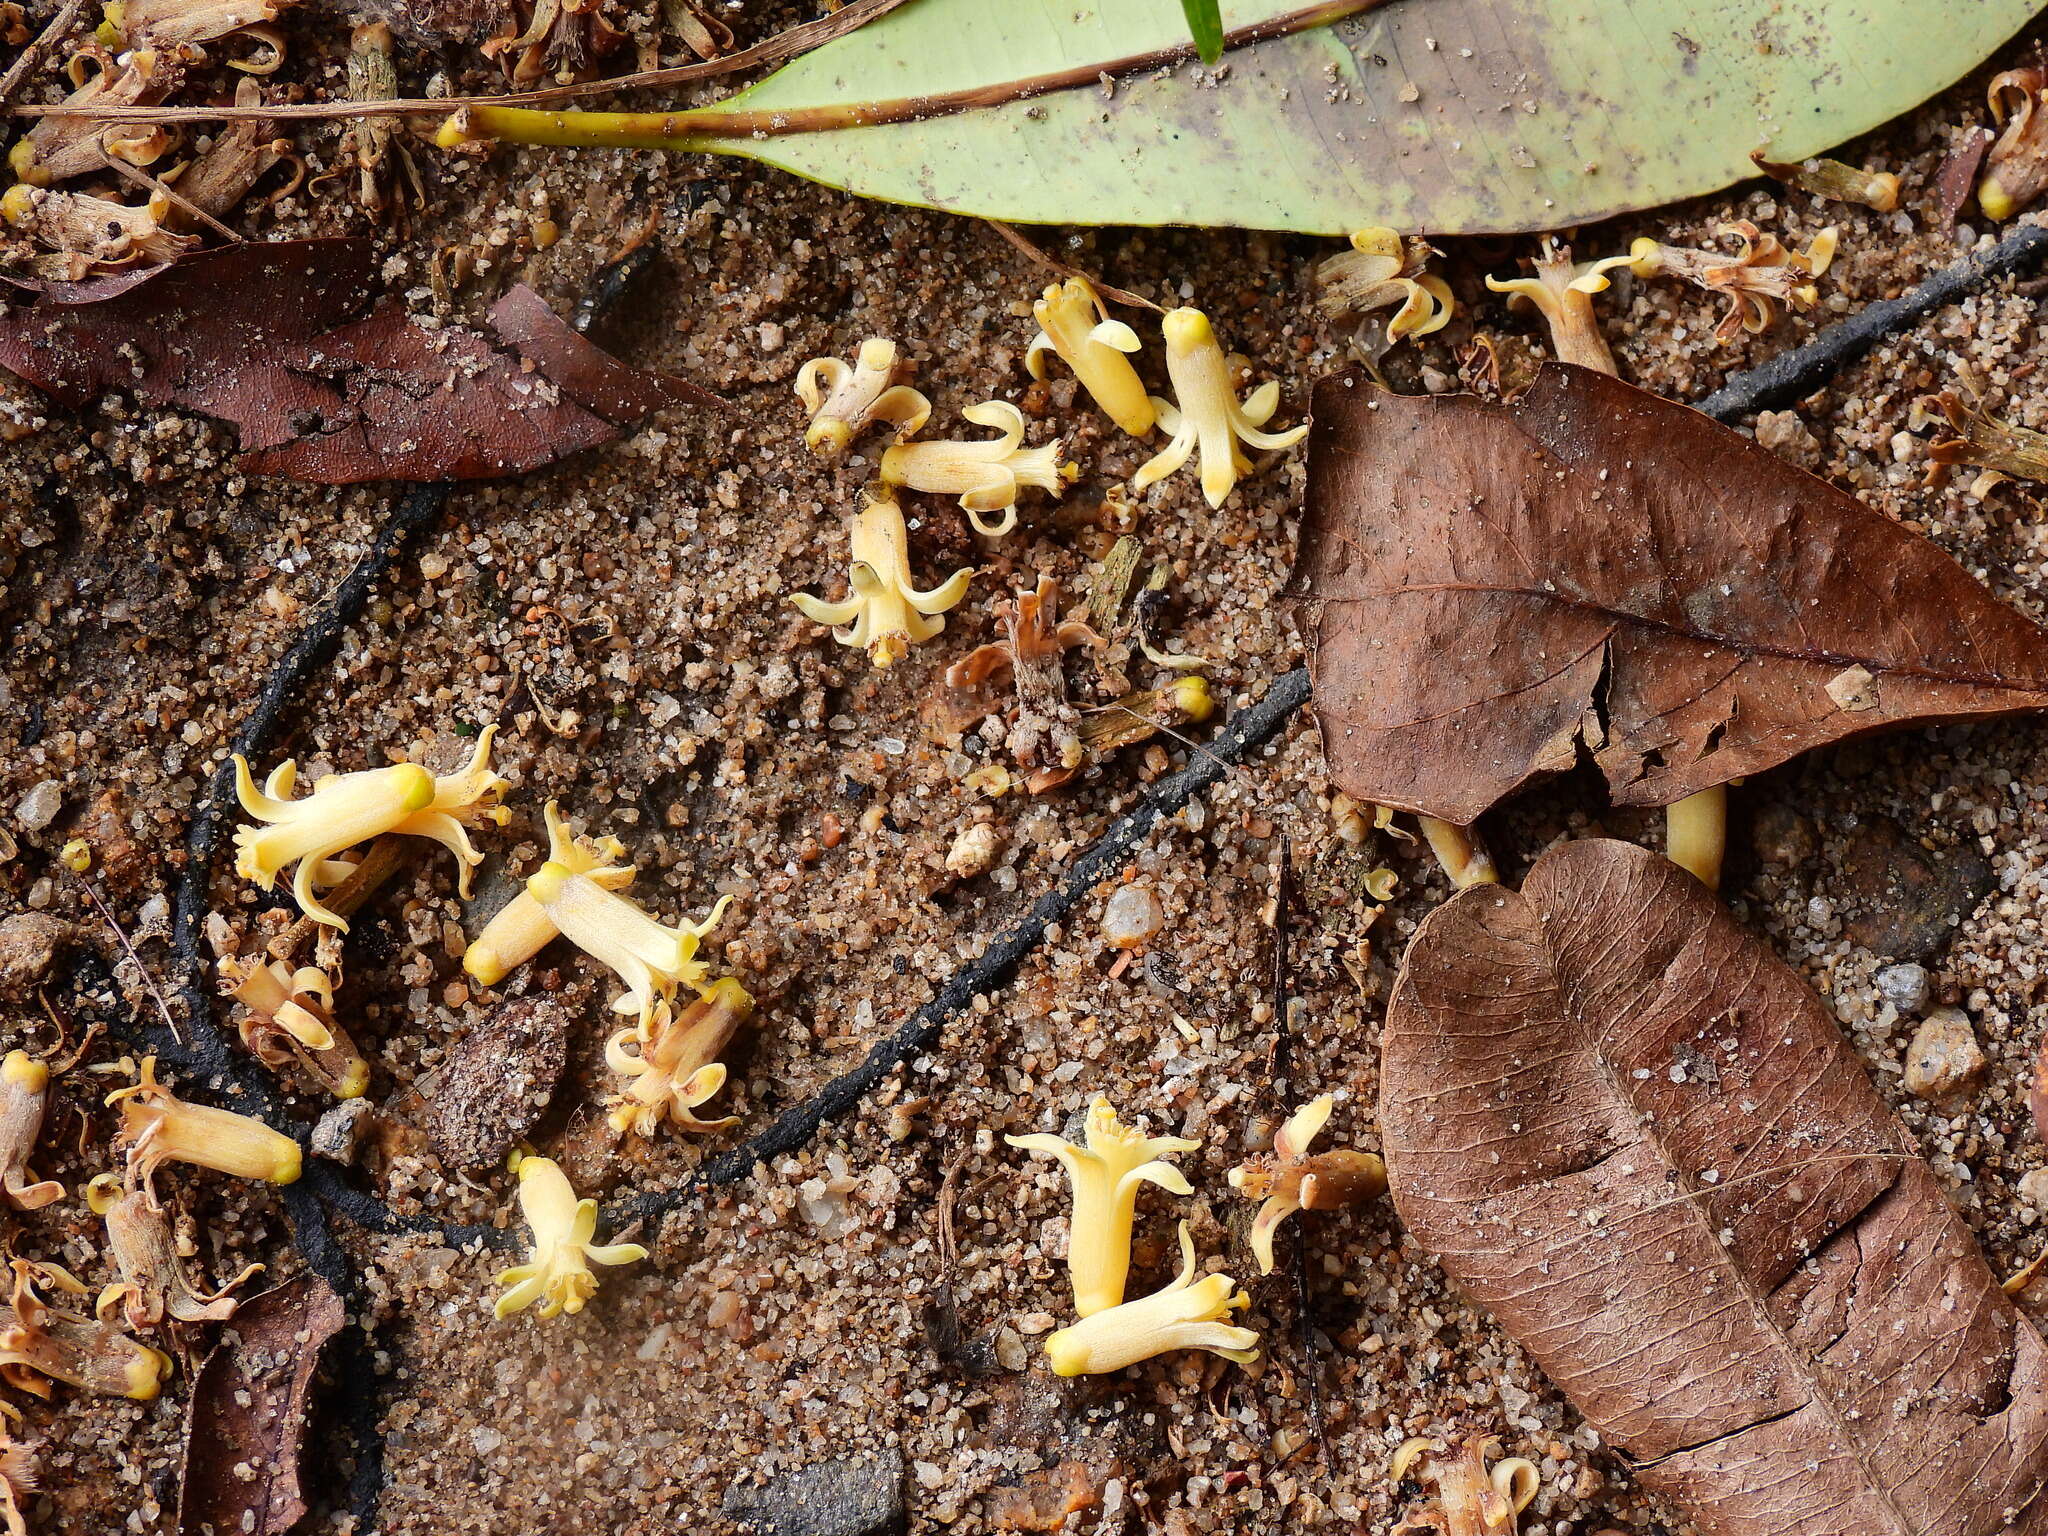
311 1099 376 1163
1874 963 1930 1015
722 1452 906 1536
1828 816 1993 963
13 780 60 832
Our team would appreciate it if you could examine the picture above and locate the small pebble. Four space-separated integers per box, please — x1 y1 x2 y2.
1875 963 1930 1015
2020 1169 2048 1211
14 780 60 832
1903 1007 1986 1101
311 1099 375 1164
945 822 1004 880
1101 883 1163 949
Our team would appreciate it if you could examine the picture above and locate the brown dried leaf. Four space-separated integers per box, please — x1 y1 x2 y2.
1296 364 2048 825
0 238 712 483
177 1274 347 1536
418 994 569 1170
1382 838 2048 1536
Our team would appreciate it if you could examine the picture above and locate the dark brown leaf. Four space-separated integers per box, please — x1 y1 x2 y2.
1296 364 2048 825
1382 838 2048 1536
177 1274 347 1536
0 239 712 483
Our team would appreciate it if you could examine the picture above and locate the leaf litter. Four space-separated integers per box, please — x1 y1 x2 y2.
1296 363 2048 826
1383 838 2048 1536
0 237 714 482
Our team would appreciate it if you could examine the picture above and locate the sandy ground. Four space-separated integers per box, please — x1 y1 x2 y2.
5 5 2048 1532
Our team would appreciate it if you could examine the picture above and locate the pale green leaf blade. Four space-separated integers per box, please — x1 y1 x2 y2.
687 0 2042 234
1182 0 1225 64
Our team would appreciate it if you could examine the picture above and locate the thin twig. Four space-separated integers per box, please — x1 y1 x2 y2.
0 0 919 121
982 219 1163 313
0 0 87 110
98 150 244 243
65 867 184 1043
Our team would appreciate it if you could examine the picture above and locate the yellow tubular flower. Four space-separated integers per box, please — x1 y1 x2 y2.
1132 308 1306 509
232 758 434 928
516 802 727 1026
1026 277 1155 437
464 823 631 988
795 337 931 455
1043 1222 1258 1377
1485 239 1634 374
0 1052 62 1212
86 1174 263 1329
493 1154 647 1320
790 494 973 669
605 977 754 1136
107 1056 303 1201
384 726 512 898
0 1262 172 1401
1227 1094 1387 1275
1006 1095 1198 1316
1316 227 1455 343
879 401 1075 538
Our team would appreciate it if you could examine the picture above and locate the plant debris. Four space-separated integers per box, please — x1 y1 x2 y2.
1296 364 2048 825
1383 838 2048 1536
175 1275 346 1536
0 237 714 482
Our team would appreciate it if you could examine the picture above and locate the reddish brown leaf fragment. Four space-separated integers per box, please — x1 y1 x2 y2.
488 283 721 420
1937 127 1996 233
177 1274 347 1536
1296 364 2048 824
1382 839 2048 1536
0 244 712 483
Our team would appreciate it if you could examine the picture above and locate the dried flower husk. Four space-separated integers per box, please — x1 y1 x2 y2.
86 1174 262 1328
0 1052 62 1212
0 1262 171 1400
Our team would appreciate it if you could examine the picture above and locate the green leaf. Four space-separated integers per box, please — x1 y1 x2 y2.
679 0 2043 233
1181 0 1224 65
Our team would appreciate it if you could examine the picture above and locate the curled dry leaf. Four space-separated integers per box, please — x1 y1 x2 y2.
1296 365 2048 826
176 1274 347 1536
1382 838 2048 1536
0 238 716 483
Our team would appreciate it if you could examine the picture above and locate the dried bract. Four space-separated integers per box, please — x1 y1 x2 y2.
0 1415 34 1536
1026 277 1154 437
795 337 930 455
945 575 1105 784
880 401 1073 537
791 493 973 669
1391 1434 1540 1536
483 0 625 87
0 1262 171 1401
1228 1094 1386 1275
1076 675 1214 758
1042 1222 1257 1376
1981 63 2048 220
7 51 178 186
470 801 726 1027
0 1052 61 1212
1007 1095 1197 1317
1751 152 1900 212
1627 221 1835 343
85 1174 262 1329
1918 389 2048 488
493 1154 646 1320
1485 239 1632 373
107 0 297 53
1133 307 1305 508
1316 227 1455 342
0 184 195 281
221 956 370 1099
604 975 753 1136
107 1056 302 1200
